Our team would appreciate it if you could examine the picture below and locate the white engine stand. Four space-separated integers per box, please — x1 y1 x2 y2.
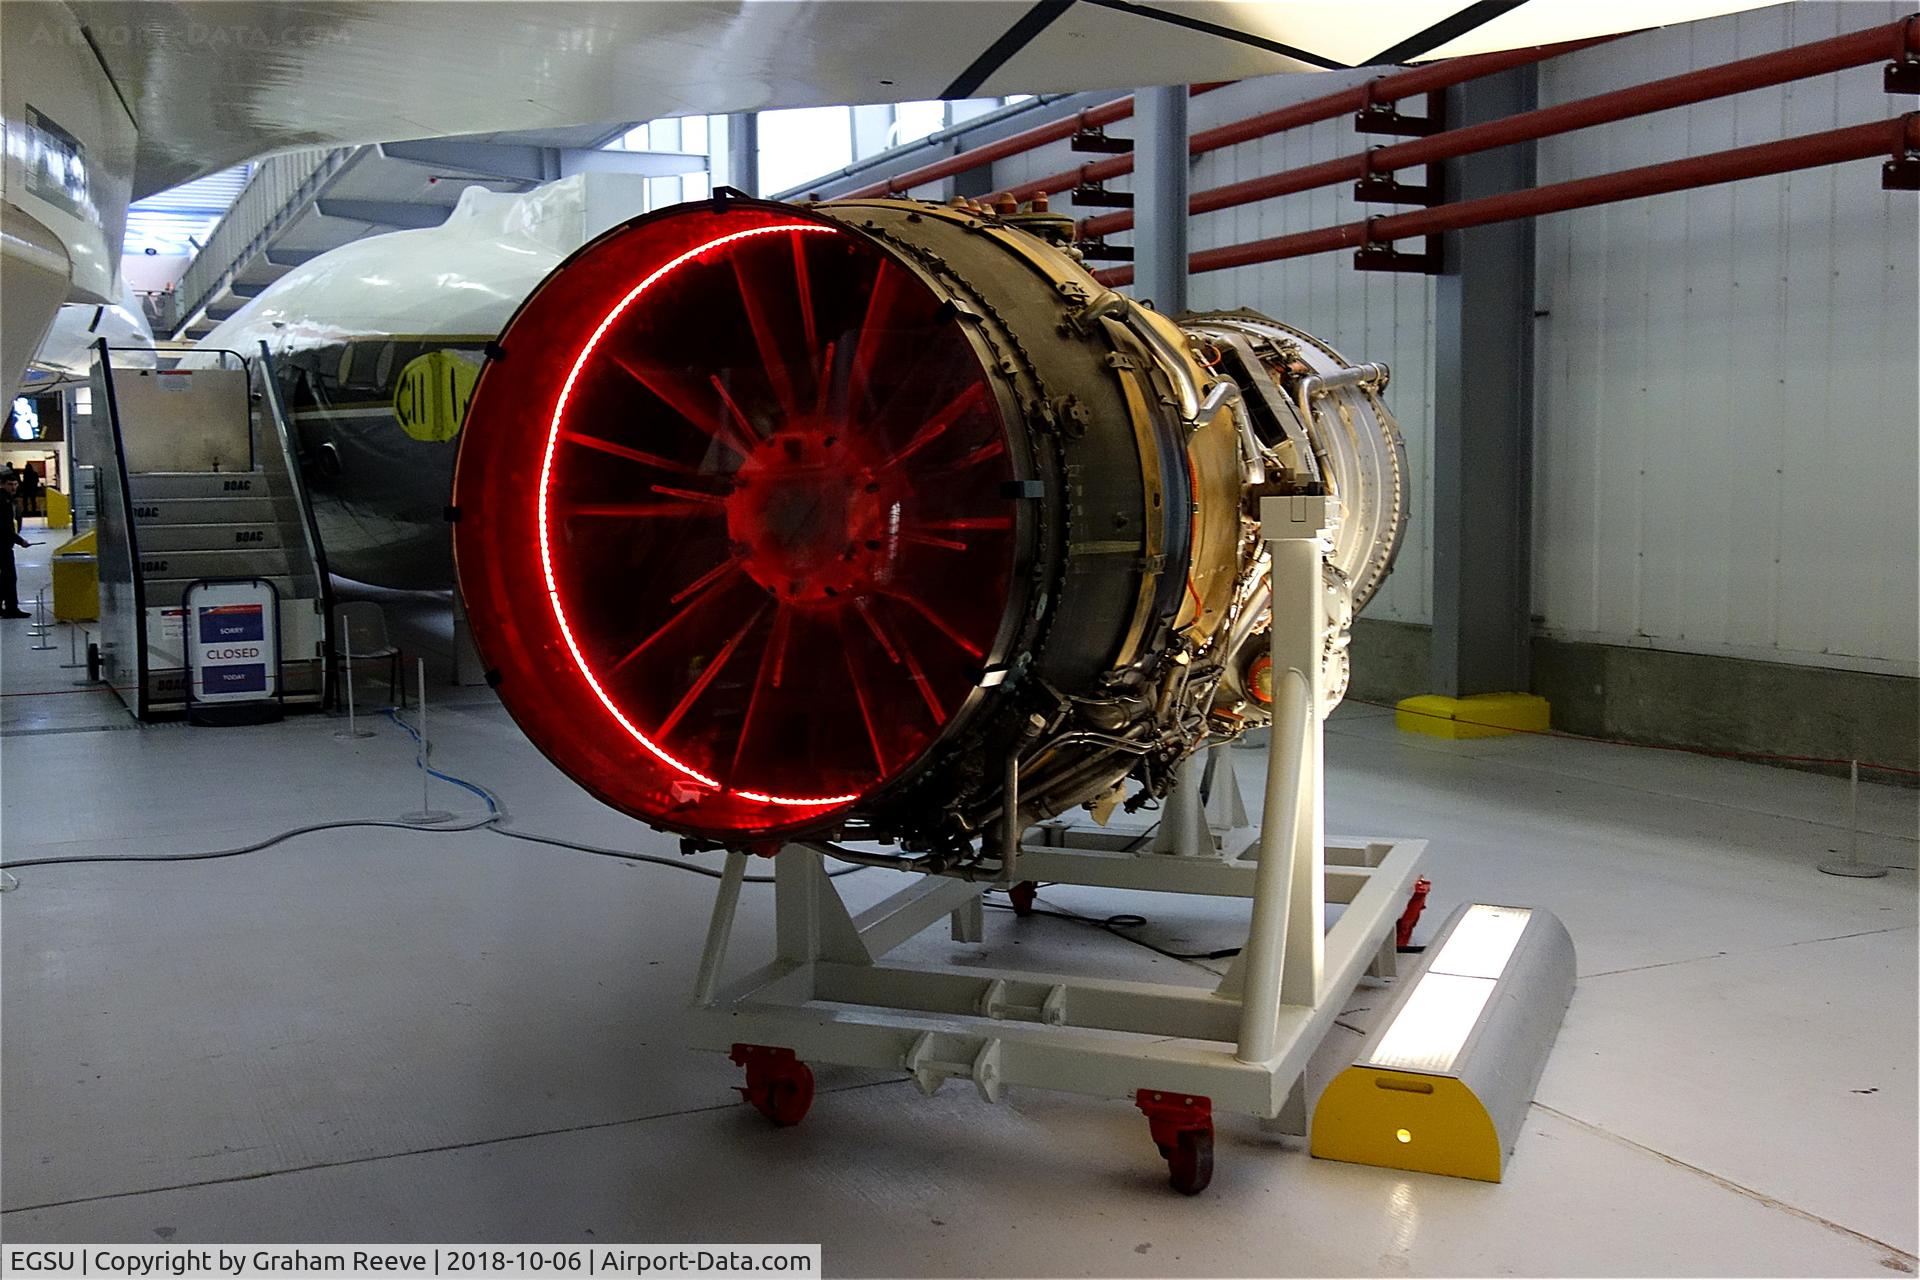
687 496 1429 1191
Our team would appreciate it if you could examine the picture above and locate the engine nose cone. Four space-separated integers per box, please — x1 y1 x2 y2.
727 429 902 605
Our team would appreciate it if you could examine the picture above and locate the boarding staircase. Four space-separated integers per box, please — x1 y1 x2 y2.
129 472 307 608
85 340 332 718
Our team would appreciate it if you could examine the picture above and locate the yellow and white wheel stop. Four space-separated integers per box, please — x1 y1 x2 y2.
1312 902 1575 1182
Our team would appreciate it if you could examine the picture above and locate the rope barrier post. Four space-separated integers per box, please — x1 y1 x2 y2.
59 618 86 669
401 657 455 826
28 589 55 650
1819 759 1886 879
334 624 374 740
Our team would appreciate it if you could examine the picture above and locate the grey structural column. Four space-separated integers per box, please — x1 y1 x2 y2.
726 112 759 196
1429 66 1537 697
946 107 993 201
1132 83 1190 316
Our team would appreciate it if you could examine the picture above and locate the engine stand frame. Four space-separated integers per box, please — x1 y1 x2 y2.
687 497 1427 1161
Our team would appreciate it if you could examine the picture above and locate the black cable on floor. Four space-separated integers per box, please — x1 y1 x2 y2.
488 827 866 882
985 889 1431 962
983 892 1243 961
0 818 866 884
0 706 867 885
0 815 499 870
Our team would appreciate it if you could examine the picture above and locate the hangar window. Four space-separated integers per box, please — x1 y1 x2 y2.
890 102 945 148
124 164 253 257
758 106 855 195
761 96 1052 199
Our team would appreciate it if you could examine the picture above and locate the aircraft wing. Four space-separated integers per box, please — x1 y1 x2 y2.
65 0 1784 198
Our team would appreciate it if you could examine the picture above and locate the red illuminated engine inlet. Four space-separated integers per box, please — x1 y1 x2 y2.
453 202 1018 840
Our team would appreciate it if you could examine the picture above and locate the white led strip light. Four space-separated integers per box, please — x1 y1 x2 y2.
1366 905 1534 1074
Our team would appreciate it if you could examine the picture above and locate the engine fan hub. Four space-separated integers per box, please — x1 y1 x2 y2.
725 428 900 605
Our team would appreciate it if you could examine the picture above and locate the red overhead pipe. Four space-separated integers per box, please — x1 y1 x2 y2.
1093 113 1920 285
1374 14 1918 172
1000 145 1131 204
1004 35 1619 206
1080 14 1920 239
1184 36 1616 154
1083 155 1363 238
845 83 1231 198
846 98 1138 198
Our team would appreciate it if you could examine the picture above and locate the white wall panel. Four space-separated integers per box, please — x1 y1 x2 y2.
1533 2 1917 674
992 2 1912 670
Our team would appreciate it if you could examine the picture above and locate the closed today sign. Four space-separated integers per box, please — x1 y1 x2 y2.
184 582 280 707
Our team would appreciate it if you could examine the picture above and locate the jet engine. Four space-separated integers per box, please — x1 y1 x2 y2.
452 195 1404 857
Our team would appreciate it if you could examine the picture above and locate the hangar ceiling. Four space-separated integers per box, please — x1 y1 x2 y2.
166 122 697 338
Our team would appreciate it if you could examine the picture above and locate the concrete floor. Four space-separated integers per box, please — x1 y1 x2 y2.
2 534 1916 1276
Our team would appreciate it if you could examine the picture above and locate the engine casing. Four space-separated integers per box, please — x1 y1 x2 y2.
451 195 1404 854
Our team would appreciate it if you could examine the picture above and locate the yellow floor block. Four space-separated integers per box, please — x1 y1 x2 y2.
1395 692 1550 739
51 528 99 622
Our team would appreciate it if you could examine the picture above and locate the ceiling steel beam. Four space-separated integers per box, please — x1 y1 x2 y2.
380 138 554 183
557 148 708 177
381 137 708 182
263 246 326 268
314 198 453 229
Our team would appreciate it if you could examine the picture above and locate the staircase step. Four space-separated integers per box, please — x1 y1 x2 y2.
138 523 285 552
128 471 283 500
137 548 295 581
141 574 302 607
131 495 280 525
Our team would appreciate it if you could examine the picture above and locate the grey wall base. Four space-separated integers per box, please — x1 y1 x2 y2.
1348 619 1918 778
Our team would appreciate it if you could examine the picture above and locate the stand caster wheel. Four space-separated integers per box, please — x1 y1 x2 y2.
730 1043 815 1127
1008 880 1039 917
1164 1128 1214 1196
1136 1089 1214 1195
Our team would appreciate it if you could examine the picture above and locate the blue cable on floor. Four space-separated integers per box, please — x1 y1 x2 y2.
381 706 501 815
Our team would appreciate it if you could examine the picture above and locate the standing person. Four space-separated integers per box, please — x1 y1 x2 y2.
17 465 41 518
0 472 31 618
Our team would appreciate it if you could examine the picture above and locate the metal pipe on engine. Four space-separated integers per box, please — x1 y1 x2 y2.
1195 378 1262 485
1000 752 1022 883
1294 363 1390 428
